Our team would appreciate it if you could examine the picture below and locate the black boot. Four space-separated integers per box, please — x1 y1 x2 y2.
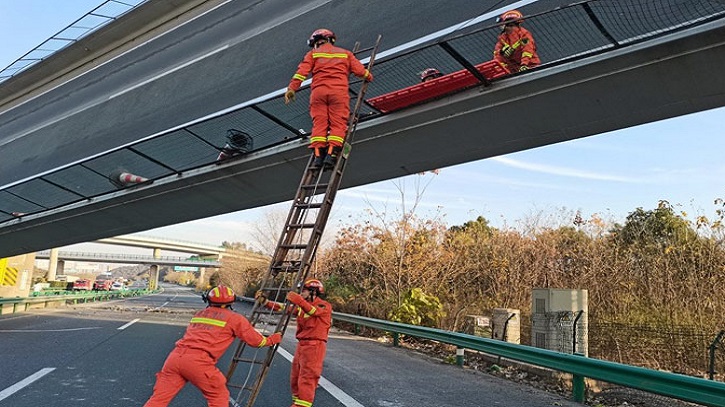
310 148 325 169
323 146 341 169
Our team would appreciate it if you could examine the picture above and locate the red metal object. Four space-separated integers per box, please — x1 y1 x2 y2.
367 60 508 113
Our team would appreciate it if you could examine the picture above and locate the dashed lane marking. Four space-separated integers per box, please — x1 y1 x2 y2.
0 368 55 402
117 318 140 330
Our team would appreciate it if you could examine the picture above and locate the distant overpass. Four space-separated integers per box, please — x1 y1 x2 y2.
95 235 226 257
35 250 220 267
37 234 268 283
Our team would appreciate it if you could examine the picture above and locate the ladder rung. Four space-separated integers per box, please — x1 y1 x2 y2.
301 183 329 190
227 383 255 391
232 357 266 364
294 201 324 209
288 223 316 229
279 244 307 250
271 266 300 273
271 262 301 268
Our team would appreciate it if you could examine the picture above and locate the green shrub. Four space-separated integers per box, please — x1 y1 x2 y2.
389 288 445 327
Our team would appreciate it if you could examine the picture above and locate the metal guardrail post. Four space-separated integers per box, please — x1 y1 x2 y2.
572 352 586 402
456 347 465 367
393 332 400 347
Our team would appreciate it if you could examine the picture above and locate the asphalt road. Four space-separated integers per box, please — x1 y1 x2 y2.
0 283 582 406
0 0 571 187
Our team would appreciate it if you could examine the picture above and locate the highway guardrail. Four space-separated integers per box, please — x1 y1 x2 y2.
332 312 725 407
0 289 156 315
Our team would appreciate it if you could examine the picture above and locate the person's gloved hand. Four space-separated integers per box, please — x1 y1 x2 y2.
284 89 296 105
286 291 304 305
266 332 282 346
501 45 514 58
364 71 374 82
518 65 529 72
255 290 268 306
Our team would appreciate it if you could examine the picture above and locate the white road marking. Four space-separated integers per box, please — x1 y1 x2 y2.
0 327 100 333
117 318 140 330
276 347 365 407
0 368 55 402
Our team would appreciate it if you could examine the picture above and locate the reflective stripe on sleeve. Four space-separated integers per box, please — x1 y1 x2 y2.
312 52 348 59
190 317 227 327
293 73 306 81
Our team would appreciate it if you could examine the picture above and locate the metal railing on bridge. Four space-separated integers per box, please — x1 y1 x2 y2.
1 0 724 223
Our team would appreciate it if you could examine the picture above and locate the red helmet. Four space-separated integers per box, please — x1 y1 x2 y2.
420 68 443 82
302 279 324 295
496 9 524 24
308 28 336 47
207 285 236 305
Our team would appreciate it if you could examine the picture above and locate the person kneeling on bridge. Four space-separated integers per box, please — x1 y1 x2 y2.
493 9 540 73
144 285 281 407
256 279 331 407
284 28 373 169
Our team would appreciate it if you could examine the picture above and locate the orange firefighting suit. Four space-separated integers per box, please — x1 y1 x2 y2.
288 42 372 151
144 306 279 407
266 292 332 407
493 26 540 73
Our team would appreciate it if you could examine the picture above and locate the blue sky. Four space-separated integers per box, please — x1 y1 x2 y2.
3 1 724 253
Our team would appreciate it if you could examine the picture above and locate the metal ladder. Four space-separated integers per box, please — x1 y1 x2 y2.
225 34 382 407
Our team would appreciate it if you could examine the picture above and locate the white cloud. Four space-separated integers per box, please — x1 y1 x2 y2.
490 156 640 183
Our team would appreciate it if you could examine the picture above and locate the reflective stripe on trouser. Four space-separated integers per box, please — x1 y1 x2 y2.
144 348 229 407
290 340 327 407
308 89 350 149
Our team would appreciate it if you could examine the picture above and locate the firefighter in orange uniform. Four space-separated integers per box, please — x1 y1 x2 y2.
285 28 373 169
256 279 332 407
493 9 540 73
144 286 282 407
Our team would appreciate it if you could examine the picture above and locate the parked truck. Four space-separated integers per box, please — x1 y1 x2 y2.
72 279 92 291
93 278 113 291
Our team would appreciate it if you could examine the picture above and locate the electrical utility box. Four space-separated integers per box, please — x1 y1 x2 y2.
531 288 588 356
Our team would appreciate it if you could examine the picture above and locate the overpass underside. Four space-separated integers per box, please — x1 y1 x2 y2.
0 5 724 257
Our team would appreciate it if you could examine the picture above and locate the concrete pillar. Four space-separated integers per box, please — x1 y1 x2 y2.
198 267 205 286
47 248 59 281
149 264 159 290
57 260 65 276
153 248 161 259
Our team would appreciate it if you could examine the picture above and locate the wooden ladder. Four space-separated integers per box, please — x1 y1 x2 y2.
225 34 382 407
